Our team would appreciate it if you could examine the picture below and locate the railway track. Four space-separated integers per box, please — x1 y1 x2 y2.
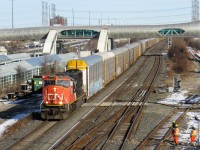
0 40 164 150
4 121 59 150
136 109 188 150
91 55 161 150
48 56 151 149
48 41 166 150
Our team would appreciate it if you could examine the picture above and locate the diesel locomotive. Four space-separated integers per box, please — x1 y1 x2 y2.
40 38 163 120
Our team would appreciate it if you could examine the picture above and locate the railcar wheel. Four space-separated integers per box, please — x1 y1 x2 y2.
83 97 87 103
41 112 47 120
71 102 76 111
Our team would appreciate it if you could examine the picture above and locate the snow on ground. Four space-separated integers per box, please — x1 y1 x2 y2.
158 91 200 145
158 90 188 105
0 113 30 137
0 94 42 137
2 99 27 105
179 112 200 145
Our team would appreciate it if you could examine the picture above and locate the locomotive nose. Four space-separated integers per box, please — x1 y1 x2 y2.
48 86 64 94
46 86 64 102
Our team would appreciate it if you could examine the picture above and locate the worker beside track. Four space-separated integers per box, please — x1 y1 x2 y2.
171 121 179 145
190 126 197 145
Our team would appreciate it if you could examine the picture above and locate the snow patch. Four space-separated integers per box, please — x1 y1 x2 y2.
158 90 188 105
179 112 200 144
0 113 30 137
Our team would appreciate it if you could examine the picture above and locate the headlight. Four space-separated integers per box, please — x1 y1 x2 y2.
59 101 63 105
46 101 49 104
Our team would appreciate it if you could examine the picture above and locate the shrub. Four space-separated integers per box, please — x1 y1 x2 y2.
168 38 190 73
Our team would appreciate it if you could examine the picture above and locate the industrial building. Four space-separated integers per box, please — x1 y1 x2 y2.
50 16 67 26
0 53 78 89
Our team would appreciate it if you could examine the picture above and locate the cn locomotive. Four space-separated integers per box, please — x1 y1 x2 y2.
40 38 162 120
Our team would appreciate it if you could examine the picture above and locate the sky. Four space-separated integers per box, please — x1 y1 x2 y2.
0 0 194 29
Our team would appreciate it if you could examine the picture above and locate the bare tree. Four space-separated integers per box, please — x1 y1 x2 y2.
50 60 59 75
168 38 190 73
188 38 200 50
40 55 51 75
7 41 22 54
15 65 26 84
40 56 60 75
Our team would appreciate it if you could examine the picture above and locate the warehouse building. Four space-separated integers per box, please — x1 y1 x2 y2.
0 53 78 89
0 53 31 65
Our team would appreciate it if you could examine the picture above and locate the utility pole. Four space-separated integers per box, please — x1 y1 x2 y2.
49 5 50 25
101 14 102 25
11 0 14 29
89 11 90 26
72 9 74 26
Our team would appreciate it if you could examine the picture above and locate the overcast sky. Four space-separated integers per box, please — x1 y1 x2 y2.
0 0 193 28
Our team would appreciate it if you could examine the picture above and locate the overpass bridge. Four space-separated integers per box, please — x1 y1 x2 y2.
0 21 200 41
0 21 199 53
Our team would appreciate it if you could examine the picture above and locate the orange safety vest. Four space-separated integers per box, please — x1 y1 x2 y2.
190 130 197 137
173 128 179 136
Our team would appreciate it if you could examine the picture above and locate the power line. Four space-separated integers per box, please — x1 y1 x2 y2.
57 7 191 13
0 9 40 14
62 13 191 20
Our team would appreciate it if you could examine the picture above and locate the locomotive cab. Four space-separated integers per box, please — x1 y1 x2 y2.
41 70 86 120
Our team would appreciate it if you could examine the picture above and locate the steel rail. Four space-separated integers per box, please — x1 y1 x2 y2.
48 40 166 150
89 50 162 149
4 121 59 150
135 109 188 150
82 44 164 149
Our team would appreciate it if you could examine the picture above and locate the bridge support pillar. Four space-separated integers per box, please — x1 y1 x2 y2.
108 38 114 51
43 30 58 54
97 28 112 52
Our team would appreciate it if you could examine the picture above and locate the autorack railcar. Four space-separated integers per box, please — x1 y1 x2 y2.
95 52 116 85
67 55 104 97
40 38 163 119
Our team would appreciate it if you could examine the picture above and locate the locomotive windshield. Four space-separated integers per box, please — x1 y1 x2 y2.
56 80 70 87
44 80 55 86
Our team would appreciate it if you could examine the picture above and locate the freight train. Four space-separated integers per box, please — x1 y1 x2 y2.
40 38 163 120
